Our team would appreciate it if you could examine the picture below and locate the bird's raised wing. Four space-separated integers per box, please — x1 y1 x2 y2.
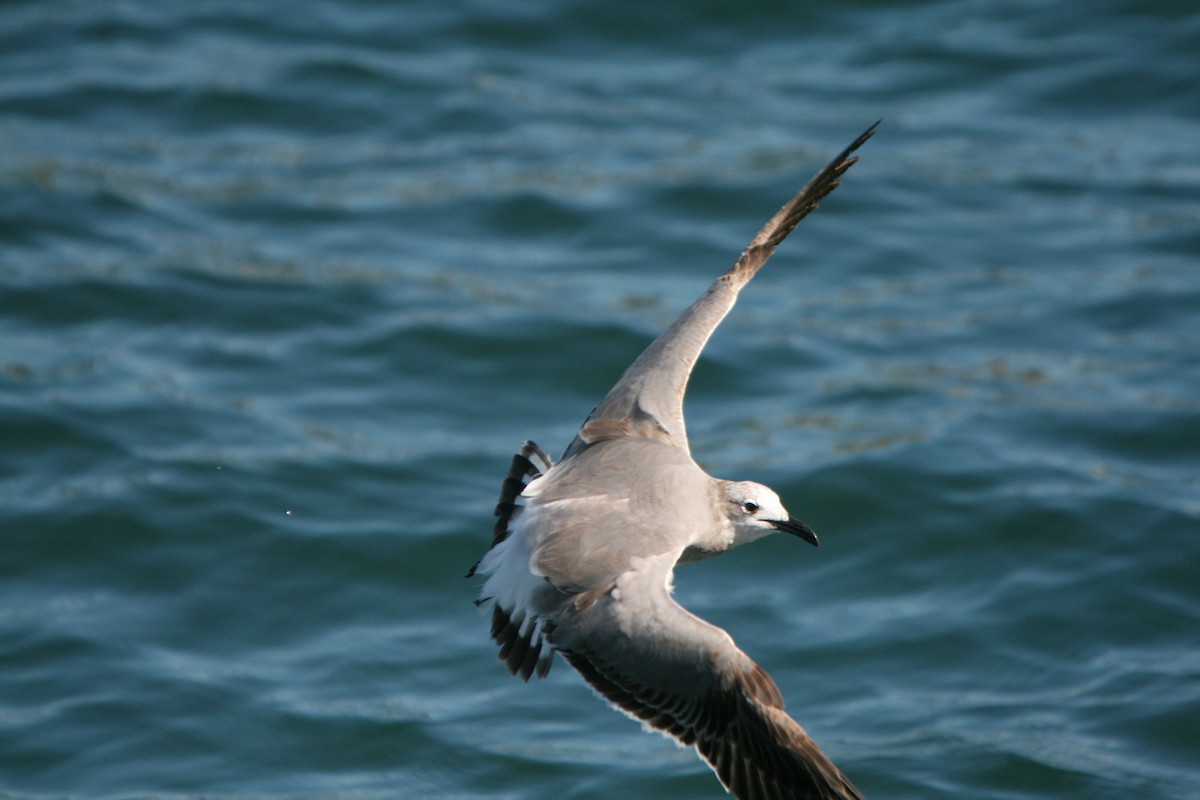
561 122 878 459
549 552 864 800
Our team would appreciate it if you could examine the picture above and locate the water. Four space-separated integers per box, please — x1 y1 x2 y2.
2 1 1198 798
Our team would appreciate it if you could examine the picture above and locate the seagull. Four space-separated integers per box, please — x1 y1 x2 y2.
469 122 877 800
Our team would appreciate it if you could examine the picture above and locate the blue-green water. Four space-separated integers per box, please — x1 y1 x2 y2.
2 2 1198 798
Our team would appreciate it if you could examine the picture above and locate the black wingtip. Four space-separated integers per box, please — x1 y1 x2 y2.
841 118 881 163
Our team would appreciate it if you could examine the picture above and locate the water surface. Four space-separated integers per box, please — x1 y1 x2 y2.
2 2 1198 798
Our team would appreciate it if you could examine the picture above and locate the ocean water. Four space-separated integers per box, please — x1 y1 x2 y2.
1 1 1198 798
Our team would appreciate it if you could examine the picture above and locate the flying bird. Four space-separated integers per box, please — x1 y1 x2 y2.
469 122 877 800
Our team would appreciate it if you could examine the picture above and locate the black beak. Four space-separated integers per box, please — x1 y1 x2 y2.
769 517 820 547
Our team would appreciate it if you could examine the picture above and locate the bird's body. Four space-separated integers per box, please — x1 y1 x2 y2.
470 123 877 800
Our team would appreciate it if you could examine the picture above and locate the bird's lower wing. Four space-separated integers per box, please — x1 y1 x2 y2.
550 559 864 800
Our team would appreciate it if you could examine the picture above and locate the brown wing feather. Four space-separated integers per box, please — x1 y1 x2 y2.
551 563 864 800
559 121 878 459
561 646 863 800
732 120 879 283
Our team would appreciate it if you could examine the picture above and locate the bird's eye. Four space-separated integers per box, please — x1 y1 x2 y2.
742 501 759 514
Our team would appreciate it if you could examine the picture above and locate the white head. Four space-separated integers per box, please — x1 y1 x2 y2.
722 480 819 549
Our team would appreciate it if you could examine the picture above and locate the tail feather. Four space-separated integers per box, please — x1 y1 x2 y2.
470 441 558 680
466 440 554 578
